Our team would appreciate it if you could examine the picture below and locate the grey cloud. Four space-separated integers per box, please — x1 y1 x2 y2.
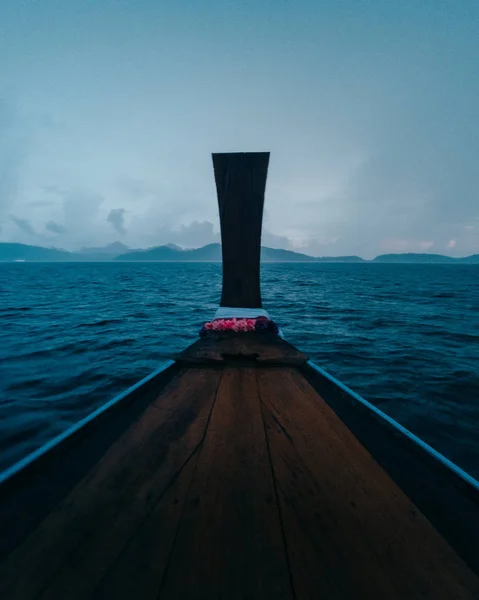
0 100 29 218
44 186 104 243
117 178 157 199
137 220 219 249
291 119 479 258
170 220 219 248
42 185 63 195
35 113 61 130
261 230 292 250
28 200 56 208
107 208 126 235
177 221 217 246
11 216 35 235
46 221 67 234
2 1 479 258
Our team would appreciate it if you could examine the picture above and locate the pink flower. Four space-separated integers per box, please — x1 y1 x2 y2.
200 315 278 337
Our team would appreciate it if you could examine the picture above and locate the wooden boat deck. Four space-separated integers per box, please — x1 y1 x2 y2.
1 153 478 598
1 363 478 599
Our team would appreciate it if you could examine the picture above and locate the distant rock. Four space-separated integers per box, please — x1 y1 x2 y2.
261 247 316 262
182 243 222 261
311 255 365 263
260 247 363 262
373 253 469 264
1 242 477 264
72 242 135 261
78 242 131 255
0 243 74 262
113 243 220 261
114 244 365 262
458 254 479 264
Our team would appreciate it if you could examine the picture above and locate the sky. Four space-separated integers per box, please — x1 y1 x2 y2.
1 0 478 258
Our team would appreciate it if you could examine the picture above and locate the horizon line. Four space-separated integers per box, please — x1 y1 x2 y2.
0 240 477 261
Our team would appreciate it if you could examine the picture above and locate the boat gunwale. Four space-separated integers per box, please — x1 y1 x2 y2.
305 359 479 493
2 355 477 495
304 359 479 575
1 349 478 578
0 360 177 487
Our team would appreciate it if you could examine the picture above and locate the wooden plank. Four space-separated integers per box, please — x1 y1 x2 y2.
0 363 180 565
0 368 221 600
258 368 479 599
158 367 293 599
92 453 199 600
175 332 308 366
213 152 269 308
304 362 479 574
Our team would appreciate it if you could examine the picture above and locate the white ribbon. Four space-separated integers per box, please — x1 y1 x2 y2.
214 307 271 320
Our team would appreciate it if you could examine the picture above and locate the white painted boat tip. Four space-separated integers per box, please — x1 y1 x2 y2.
214 307 271 320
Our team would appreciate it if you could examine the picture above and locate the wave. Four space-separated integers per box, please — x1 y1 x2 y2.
0 262 478 479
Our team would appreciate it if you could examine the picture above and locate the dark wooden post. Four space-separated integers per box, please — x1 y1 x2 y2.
212 152 270 308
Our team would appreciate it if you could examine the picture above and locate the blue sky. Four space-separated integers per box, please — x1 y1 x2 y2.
1 0 478 257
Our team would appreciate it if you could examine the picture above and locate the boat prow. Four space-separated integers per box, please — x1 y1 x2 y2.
0 153 478 599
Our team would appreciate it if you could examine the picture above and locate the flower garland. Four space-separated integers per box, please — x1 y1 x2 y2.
200 315 279 337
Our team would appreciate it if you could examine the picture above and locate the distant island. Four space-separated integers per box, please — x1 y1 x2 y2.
0 242 478 264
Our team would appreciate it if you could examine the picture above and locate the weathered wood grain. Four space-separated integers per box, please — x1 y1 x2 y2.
158 367 293 599
303 361 479 575
175 332 307 366
258 368 479 599
1 361 477 600
92 453 200 600
213 152 269 308
0 368 221 600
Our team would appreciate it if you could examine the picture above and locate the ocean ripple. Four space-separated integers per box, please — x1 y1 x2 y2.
0 261 478 479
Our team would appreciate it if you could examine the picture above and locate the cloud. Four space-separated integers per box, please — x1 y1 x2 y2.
11 216 35 235
419 241 434 251
43 186 104 246
170 220 219 248
446 239 456 249
117 178 157 199
381 238 434 252
42 185 62 194
2 1 479 257
284 234 343 256
45 186 103 227
34 113 61 130
0 100 29 219
261 230 292 249
106 208 126 235
28 200 56 208
380 238 434 253
46 221 67 234
132 220 218 249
